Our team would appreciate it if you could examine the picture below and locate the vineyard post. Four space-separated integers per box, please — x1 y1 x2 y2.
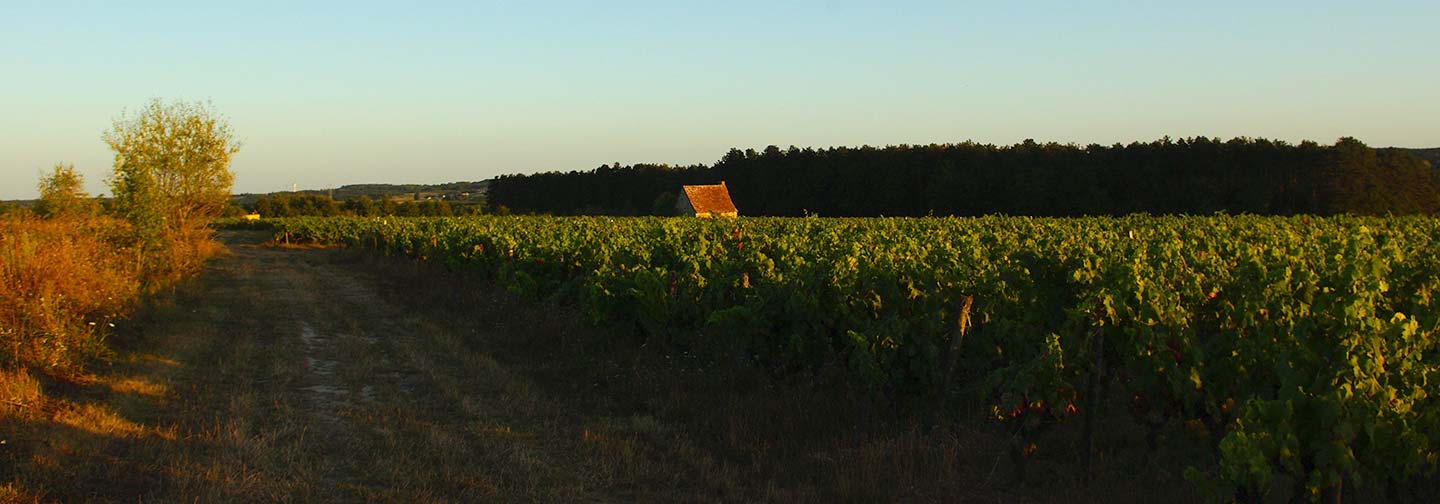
926 295 973 434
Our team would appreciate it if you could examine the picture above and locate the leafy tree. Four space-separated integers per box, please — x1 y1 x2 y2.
395 201 419 217
105 99 239 244
350 195 378 216
34 163 97 218
420 200 454 216
651 191 677 216
104 99 239 281
254 196 275 217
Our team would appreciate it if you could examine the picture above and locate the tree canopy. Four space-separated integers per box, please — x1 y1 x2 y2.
104 98 240 280
487 138 1440 217
105 99 239 240
34 163 96 218
245 192 459 217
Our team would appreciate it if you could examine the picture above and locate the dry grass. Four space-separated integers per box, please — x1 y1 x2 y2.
0 215 140 373
0 365 182 502
0 214 223 501
0 214 222 373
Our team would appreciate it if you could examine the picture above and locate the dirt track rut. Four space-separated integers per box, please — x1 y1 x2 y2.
56 231 709 502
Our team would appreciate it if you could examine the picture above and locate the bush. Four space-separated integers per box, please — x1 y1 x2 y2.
105 99 239 288
0 215 140 372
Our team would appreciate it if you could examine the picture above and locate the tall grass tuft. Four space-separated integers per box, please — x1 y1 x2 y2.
0 215 151 374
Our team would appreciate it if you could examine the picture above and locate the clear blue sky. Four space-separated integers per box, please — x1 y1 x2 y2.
3 1 1438 199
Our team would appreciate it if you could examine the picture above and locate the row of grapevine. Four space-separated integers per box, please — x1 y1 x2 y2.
267 215 1440 500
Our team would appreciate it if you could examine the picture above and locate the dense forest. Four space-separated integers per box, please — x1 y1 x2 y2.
487 137 1440 216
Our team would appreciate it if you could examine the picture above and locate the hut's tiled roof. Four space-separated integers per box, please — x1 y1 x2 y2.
682 183 738 215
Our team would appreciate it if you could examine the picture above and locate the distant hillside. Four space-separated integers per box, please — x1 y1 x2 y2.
1396 147 1440 167
231 180 489 206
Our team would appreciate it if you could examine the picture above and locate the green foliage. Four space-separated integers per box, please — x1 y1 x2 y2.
349 195 378 217
103 99 239 287
651 191 678 216
104 99 239 248
34 163 99 218
252 192 341 217
34 163 97 218
272 214 1440 499
247 193 455 218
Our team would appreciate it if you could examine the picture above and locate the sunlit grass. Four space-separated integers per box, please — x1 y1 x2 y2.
0 482 46 503
51 402 156 439
0 215 140 373
1 368 174 440
0 367 43 408
104 376 169 397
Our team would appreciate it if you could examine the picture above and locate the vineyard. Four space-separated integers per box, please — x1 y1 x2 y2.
267 215 1440 500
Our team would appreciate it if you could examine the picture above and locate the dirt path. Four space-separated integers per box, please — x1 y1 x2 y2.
4 231 731 503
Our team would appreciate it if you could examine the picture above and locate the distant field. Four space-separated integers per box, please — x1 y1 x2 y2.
267 214 1440 499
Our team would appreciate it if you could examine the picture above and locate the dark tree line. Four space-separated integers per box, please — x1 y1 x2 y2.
487 137 1440 216
488 163 710 216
